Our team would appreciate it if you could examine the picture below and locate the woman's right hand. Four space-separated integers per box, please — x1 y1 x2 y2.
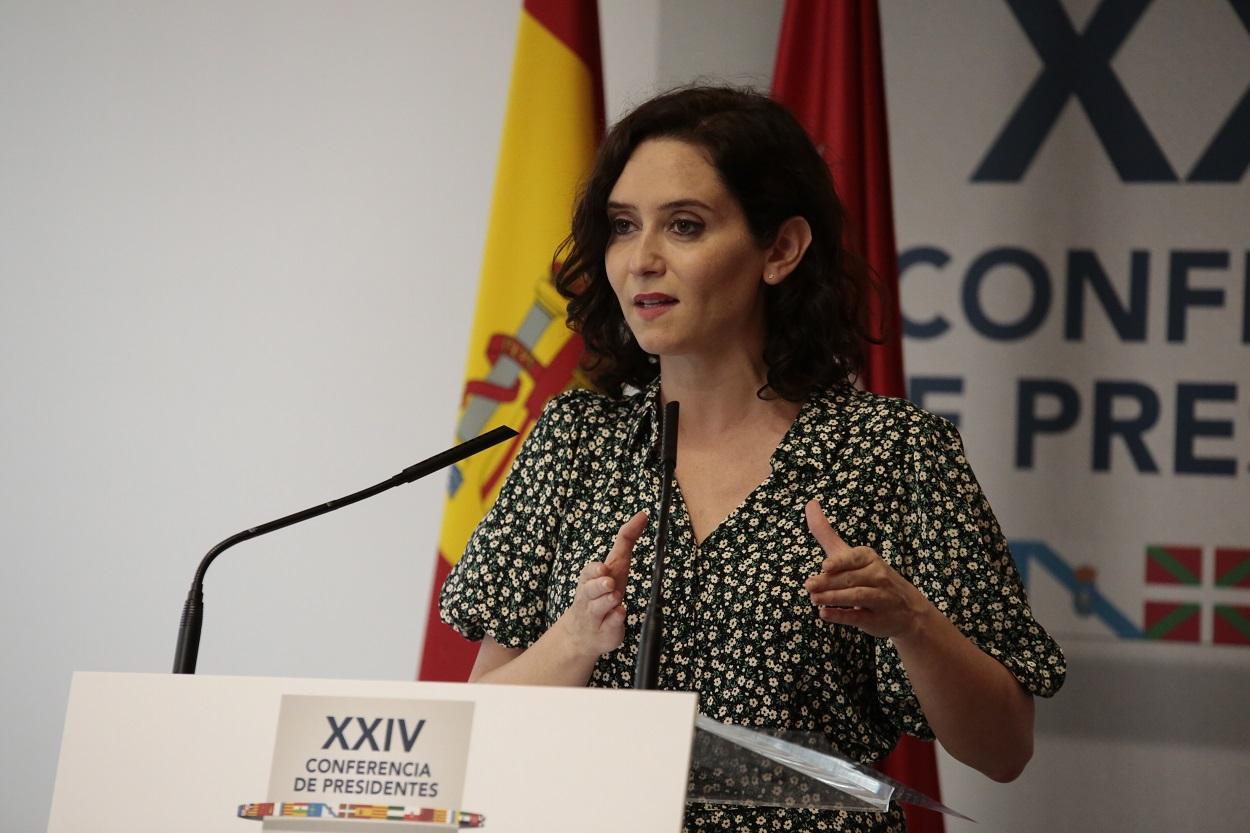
557 510 648 660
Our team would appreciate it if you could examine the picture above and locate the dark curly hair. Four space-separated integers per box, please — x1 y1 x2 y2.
554 85 875 402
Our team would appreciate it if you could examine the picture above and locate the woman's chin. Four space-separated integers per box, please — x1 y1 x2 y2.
633 336 682 358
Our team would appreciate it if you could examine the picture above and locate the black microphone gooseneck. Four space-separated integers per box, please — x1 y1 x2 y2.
634 400 679 690
172 425 518 674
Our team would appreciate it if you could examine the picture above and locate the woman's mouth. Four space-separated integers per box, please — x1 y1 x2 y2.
634 293 677 319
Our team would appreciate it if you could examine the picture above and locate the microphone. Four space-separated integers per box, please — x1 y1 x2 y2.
172 425 518 674
634 400 678 690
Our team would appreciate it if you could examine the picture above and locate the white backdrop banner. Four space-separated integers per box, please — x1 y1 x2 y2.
886 0 1250 648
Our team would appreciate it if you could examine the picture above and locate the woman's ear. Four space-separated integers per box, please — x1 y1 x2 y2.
763 216 813 285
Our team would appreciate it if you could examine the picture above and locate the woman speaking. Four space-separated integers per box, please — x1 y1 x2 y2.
440 86 1065 833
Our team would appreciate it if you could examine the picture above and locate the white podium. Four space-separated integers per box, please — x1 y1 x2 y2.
48 673 697 833
49 672 962 832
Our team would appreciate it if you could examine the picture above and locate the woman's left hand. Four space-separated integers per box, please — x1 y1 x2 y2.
803 499 1036 782
802 498 935 639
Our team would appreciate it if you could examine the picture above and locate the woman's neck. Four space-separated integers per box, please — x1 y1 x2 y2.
657 352 800 438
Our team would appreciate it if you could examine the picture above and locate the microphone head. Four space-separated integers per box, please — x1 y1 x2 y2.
661 401 679 465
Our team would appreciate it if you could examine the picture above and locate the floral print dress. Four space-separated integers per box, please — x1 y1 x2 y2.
440 381 1066 832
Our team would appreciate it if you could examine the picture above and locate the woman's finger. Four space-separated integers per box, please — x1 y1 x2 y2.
581 574 616 601
804 563 878 596
578 561 605 583
820 545 875 574
810 586 877 610
604 510 648 583
586 591 622 621
818 605 871 625
805 499 852 557
575 563 604 599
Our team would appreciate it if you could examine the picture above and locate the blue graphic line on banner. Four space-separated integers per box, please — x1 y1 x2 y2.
1010 540 1144 638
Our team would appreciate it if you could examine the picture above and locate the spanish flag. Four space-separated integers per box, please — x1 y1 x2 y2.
418 0 604 681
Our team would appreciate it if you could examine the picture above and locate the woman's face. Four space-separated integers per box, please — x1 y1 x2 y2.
604 138 770 360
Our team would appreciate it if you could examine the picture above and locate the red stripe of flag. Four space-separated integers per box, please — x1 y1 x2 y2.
419 552 480 681
772 3 933 831
523 0 605 135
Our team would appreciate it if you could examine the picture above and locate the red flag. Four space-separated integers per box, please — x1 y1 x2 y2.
772 0 905 398
772 3 941 832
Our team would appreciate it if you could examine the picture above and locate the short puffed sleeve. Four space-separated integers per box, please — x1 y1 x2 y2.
438 392 587 649
874 414 1067 739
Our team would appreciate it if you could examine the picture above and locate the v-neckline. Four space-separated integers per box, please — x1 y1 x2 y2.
669 396 814 547
672 469 779 549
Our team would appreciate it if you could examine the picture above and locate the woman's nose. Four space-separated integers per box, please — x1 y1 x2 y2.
628 228 664 277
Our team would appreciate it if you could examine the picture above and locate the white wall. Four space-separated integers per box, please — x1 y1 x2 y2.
1 3 508 830
4 2 1245 832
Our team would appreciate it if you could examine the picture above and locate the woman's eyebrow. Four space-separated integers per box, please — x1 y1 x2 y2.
660 199 714 212
606 199 715 212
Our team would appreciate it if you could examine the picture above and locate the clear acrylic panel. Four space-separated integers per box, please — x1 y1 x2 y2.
687 716 971 820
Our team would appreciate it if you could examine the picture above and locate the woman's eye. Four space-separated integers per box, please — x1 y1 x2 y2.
670 218 702 236
609 217 634 235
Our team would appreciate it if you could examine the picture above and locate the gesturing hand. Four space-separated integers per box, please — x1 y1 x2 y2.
558 510 648 660
802 499 932 639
